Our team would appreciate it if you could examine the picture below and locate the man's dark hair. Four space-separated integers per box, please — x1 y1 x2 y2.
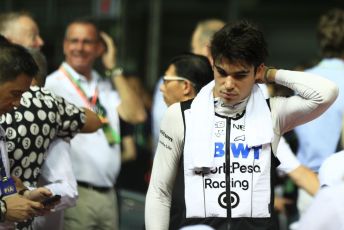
0 42 38 84
169 53 213 93
210 20 268 69
317 8 344 58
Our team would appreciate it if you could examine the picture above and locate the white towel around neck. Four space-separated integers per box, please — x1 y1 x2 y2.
184 81 273 170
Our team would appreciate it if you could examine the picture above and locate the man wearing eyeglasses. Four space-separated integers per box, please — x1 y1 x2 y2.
159 53 213 107
151 19 225 153
145 20 337 230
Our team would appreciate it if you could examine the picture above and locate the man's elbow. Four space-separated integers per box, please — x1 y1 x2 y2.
133 111 147 124
53 184 78 211
322 82 339 105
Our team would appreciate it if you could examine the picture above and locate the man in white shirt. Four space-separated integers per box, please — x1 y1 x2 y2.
297 182 344 230
294 8 344 217
318 150 344 187
297 151 344 230
45 18 146 230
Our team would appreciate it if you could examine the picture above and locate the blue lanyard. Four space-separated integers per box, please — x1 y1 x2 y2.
0 133 16 197
0 134 8 180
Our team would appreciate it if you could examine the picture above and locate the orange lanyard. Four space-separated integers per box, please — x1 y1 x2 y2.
59 66 99 109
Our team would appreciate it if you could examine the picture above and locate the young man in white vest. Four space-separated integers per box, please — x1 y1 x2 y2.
145 20 338 230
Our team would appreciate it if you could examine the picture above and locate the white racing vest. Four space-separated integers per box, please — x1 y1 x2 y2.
184 109 273 219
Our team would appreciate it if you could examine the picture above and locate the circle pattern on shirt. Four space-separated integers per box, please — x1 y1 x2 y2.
37 110 47 121
24 168 32 179
30 124 39 136
12 166 23 178
35 135 44 149
5 113 13 124
18 125 27 137
20 95 31 108
15 111 23 122
24 111 34 122
6 141 15 152
32 98 42 108
0 87 85 189
48 111 56 123
29 151 37 163
13 149 23 160
6 127 17 140
22 137 31 150
42 124 50 136
21 156 30 168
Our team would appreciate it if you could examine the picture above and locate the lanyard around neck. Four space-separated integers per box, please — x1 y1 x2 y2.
58 66 121 145
59 66 99 108
0 135 8 179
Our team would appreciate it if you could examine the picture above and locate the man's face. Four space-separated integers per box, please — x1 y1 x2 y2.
63 23 101 74
213 58 263 105
160 64 186 106
0 73 32 114
9 16 44 49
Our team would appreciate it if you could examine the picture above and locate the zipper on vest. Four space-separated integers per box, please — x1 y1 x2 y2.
225 117 231 230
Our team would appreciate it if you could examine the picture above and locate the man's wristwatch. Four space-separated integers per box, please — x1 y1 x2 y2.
264 66 275 83
105 67 123 78
0 199 7 222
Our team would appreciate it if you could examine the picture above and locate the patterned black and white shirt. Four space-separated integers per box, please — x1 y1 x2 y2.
0 86 86 188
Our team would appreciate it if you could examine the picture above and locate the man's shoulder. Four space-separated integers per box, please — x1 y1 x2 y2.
307 59 344 77
161 102 184 126
24 86 63 103
319 150 344 186
322 151 344 167
46 68 70 85
167 102 183 114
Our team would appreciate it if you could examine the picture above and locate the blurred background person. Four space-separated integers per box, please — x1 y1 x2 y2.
45 18 146 230
0 11 44 49
0 12 103 230
0 35 49 229
151 19 225 153
294 8 344 217
160 53 213 106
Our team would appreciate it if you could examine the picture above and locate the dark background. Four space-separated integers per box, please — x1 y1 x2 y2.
1 0 343 91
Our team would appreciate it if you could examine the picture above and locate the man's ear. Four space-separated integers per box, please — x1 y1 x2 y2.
208 54 214 67
254 63 265 83
63 39 68 56
182 81 194 96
